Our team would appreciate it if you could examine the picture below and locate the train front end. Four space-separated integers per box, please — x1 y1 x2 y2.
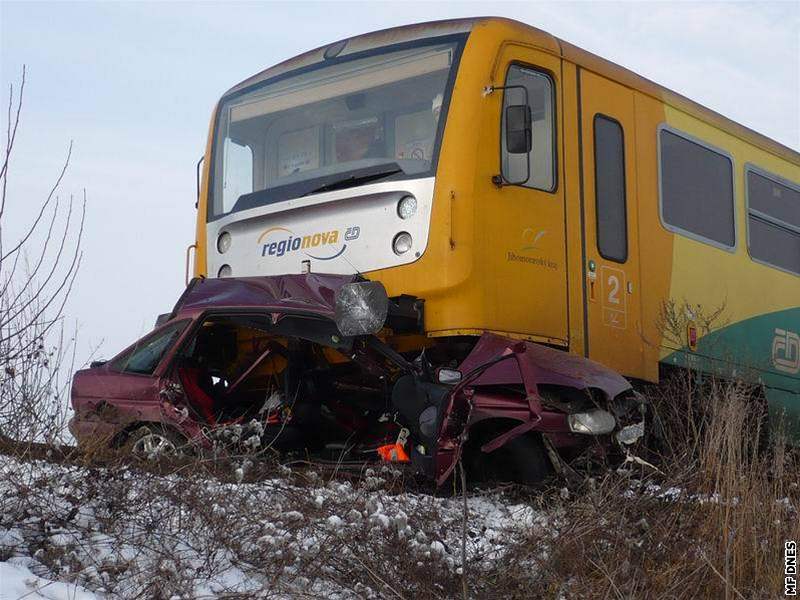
197 23 472 293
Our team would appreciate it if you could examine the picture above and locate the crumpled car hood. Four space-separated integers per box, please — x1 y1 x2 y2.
173 274 359 318
457 332 632 401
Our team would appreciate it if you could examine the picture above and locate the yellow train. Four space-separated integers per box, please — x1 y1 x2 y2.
191 17 800 436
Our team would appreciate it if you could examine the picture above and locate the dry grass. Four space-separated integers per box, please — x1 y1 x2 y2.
0 374 797 599
520 375 799 600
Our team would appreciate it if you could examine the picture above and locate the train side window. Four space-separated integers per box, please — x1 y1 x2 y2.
658 127 735 250
746 166 800 276
501 65 556 191
221 139 254 214
593 115 628 262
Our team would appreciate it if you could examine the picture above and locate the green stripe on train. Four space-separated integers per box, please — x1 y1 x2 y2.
661 307 800 441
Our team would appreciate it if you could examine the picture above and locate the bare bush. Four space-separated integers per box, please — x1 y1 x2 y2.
522 380 799 599
1 377 796 599
0 454 543 598
0 67 84 445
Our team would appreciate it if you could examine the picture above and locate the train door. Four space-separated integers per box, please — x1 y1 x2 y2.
477 45 568 345
579 69 645 377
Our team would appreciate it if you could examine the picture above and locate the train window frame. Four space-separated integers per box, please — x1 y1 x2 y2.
207 34 468 222
593 114 628 263
744 163 800 277
657 124 737 253
499 62 558 193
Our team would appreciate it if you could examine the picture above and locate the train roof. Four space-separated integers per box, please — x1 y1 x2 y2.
225 16 799 166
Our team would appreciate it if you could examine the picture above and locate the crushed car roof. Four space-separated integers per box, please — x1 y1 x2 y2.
172 274 359 318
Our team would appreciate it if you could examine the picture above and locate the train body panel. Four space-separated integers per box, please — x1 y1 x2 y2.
192 17 800 435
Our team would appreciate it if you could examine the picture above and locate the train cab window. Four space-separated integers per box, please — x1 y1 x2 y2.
501 65 555 191
658 128 735 249
746 167 800 275
593 115 627 262
210 40 462 220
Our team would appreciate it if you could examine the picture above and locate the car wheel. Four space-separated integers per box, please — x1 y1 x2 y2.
464 426 553 486
124 425 186 460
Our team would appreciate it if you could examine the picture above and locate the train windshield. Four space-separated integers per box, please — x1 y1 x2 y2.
210 39 462 220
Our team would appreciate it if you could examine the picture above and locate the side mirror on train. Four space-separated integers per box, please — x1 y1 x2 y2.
505 104 532 154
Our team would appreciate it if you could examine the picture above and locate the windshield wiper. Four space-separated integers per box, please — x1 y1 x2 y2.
230 163 407 214
302 165 403 197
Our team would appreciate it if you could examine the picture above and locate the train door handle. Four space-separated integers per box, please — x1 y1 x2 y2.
587 260 597 301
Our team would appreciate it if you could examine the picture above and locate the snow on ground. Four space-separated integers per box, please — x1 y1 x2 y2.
1 560 97 600
2 451 795 598
0 454 556 598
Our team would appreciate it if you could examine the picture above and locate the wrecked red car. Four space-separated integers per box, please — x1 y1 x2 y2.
70 275 642 485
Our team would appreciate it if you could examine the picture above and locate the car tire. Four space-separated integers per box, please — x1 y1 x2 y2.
122 424 188 460
464 425 553 486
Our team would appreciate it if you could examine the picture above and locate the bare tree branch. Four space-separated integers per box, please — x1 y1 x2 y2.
0 67 85 444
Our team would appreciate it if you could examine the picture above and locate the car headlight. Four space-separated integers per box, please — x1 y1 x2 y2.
392 232 412 255
217 231 231 254
397 196 417 220
334 280 389 336
217 264 232 278
567 409 616 435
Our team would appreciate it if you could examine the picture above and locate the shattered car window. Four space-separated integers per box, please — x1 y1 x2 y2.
168 313 400 457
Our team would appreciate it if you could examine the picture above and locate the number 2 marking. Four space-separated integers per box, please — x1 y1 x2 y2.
600 266 627 329
607 274 620 305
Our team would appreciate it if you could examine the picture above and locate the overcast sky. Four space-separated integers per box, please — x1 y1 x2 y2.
1 1 798 367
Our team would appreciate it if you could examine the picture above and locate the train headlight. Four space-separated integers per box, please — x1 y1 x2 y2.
217 231 231 254
334 280 389 336
397 196 417 220
217 264 232 278
392 232 413 255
